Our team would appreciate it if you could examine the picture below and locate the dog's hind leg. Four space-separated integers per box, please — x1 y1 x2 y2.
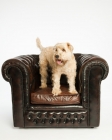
67 74 78 94
39 58 48 88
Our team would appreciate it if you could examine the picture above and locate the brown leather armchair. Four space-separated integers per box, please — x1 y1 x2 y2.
2 53 109 128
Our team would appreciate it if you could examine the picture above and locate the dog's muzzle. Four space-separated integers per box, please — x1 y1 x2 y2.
55 55 59 59
54 55 66 66
55 55 62 65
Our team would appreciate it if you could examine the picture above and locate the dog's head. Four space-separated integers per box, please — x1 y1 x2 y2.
53 42 74 66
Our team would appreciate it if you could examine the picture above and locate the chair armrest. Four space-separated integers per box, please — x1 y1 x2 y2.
77 54 109 107
1 55 39 127
77 54 109 126
2 54 40 100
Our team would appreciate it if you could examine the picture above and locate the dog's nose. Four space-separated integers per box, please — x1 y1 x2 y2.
55 55 59 58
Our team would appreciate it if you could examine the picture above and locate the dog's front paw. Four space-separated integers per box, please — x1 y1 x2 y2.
52 88 62 96
69 89 78 95
39 83 47 88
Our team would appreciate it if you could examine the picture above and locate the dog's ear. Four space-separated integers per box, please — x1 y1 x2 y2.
67 43 73 52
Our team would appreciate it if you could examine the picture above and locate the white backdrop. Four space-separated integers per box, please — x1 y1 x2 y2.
0 0 112 140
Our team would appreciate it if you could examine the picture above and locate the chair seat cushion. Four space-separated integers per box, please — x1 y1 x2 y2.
31 86 80 105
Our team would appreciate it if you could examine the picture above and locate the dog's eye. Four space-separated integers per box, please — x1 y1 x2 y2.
55 49 57 51
62 49 66 52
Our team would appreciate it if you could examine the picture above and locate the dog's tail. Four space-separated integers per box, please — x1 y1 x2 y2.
36 38 44 51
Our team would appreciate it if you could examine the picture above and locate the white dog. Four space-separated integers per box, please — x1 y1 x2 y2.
36 38 78 96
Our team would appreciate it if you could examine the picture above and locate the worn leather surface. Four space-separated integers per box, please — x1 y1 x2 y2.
31 86 80 105
1 53 109 128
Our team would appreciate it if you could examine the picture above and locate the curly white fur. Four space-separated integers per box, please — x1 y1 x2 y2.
36 38 78 96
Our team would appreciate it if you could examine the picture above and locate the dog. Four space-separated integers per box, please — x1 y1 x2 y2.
36 38 78 96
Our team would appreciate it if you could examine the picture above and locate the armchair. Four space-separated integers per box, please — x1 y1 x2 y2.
2 53 109 128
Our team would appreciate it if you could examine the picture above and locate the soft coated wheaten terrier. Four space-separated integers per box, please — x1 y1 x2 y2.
36 38 78 96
